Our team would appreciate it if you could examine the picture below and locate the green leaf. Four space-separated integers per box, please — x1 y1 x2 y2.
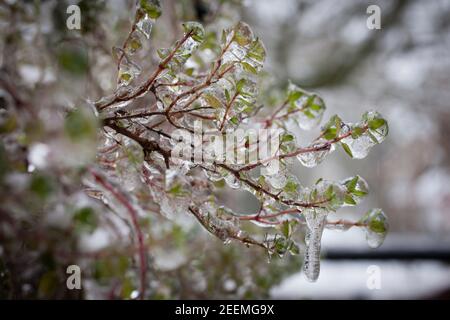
233 22 253 46
224 89 230 103
182 21 205 43
368 118 386 130
324 185 335 200
310 104 323 111
204 93 222 108
352 190 368 197
341 142 353 158
168 183 186 196
288 91 302 103
284 180 298 194
236 79 246 92
279 221 291 238
369 219 387 233
247 38 266 62
241 62 257 74
303 109 315 119
323 127 337 140
289 242 300 255
344 194 356 205
368 131 380 144
229 116 239 125
345 176 358 192
351 126 365 139
139 0 162 19
281 133 294 143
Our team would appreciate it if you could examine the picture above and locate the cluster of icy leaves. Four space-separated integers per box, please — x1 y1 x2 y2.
98 9 390 282
114 0 162 87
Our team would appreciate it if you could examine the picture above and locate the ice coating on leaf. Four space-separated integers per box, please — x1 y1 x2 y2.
270 236 299 258
308 180 346 211
157 22 205 73
321 114 343 140
364 110 389 143
340 111 388 159
360 208 389 248
135 0 161 40
118 56 141 87
340 127 375 159
221 22 266 73
297 140 334 168
182 21 205 43
125 34 143 56
341 175 369 206
287 82 325 130
139 0 162 19
281 176 301 200
302 208 327 282
136 17 154 39
198 202 241 244
265 171 287 189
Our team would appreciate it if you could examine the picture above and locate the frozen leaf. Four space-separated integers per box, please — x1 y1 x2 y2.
139 0 161 19
182 21 205 43
118 56 141 87
321 115 342 140
360 208 389 248
136 17 154 39
341 175 369 205
340 112 388 159
297 140 334 168
286 82 326 130
363 110 389 143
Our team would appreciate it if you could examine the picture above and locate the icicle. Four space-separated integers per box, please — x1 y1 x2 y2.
302 209 327 282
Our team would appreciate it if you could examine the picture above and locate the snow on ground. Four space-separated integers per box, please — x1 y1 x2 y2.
270 260 450 299
271 231 450 299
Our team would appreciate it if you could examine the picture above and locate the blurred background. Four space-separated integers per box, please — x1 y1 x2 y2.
240 0 450 299
1 0 449 299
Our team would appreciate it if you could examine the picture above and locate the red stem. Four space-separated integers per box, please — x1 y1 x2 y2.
89 169 147 300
